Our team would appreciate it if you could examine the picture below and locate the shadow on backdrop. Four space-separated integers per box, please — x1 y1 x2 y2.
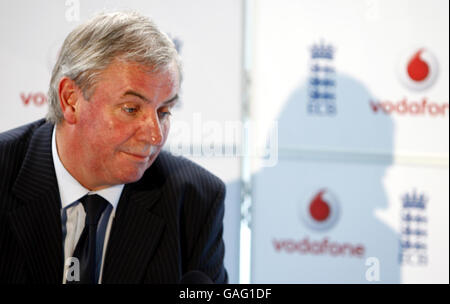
247 73 400 283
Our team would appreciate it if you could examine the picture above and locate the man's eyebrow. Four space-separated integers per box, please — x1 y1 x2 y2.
123 90 149 102
162 94 179 105
122 90 178 105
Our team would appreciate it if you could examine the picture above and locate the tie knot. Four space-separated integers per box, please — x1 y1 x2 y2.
80 194 109 226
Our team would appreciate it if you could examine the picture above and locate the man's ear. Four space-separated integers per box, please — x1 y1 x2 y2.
58 77 81 124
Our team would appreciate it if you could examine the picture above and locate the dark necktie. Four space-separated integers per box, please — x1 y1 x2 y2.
69 194 109 284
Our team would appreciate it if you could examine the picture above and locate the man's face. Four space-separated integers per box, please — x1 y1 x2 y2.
73 59 179 188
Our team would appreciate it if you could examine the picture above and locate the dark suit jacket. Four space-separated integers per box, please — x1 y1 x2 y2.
0 119 228 283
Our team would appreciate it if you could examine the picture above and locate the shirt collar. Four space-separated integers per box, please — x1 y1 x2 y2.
52 126 124 209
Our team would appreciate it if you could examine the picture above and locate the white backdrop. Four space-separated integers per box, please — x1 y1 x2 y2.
250 0 449 283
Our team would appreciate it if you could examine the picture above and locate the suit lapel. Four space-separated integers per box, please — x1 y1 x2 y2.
9 122 63 283
102 183 165 283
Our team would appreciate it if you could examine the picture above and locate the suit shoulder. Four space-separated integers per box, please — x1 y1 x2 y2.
0 119 47 182
0 119 46 147
153 151 225 195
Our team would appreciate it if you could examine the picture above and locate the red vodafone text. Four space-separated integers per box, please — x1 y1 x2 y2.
21 92 48 106
273 237 365 258
370 98 449 116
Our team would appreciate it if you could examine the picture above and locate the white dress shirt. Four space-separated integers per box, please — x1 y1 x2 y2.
51 127 124 283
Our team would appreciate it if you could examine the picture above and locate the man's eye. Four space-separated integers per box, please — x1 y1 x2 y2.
158 111 172 119
122 106 138 114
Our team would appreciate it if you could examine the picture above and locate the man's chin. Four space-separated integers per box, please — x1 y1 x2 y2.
117 171 146 184
118 156 159 184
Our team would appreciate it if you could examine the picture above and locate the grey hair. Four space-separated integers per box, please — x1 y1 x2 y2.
46 11 182 124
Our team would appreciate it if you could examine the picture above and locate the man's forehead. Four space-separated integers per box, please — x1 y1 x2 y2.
108 57 180 78
96 59 180 96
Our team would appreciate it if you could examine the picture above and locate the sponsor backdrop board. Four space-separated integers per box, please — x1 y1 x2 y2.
0 0 243 283
250 0 449 159
252 159 448 283
250 0 449 283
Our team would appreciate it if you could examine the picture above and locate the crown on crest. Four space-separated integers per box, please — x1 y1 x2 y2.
402 190 427 209
310 41 334 60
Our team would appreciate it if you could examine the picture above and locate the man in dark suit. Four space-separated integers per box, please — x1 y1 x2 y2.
0 11 227 284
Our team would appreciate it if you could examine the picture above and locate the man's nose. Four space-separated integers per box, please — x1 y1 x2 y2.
137 111 164 146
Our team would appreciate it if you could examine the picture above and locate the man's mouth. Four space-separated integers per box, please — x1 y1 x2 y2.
121 146 158 161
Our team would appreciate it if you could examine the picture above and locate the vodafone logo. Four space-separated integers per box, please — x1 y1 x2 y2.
272 188 366 258
370 48 448 117
398 48 439 91
21 92 48 106
299 189 340 231
272 188 365 258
